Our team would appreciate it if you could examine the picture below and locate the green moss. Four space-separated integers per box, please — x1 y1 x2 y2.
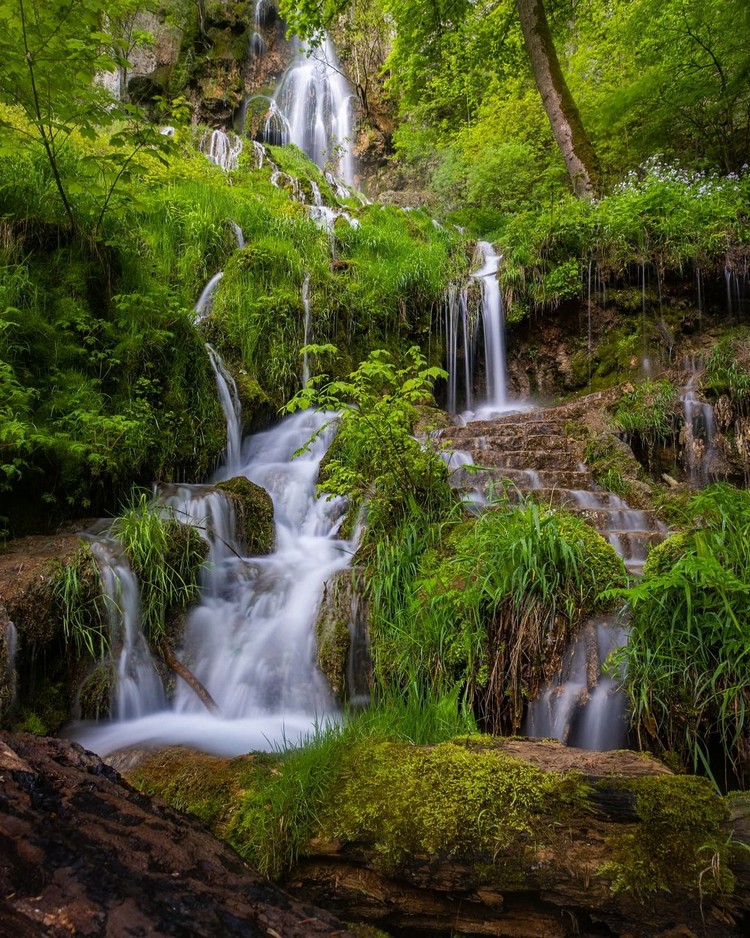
77 662 113 720
583 431 657 508
216 476 274 554
643 532 689 578
600 775 732 898
315 572 353 699
129 748 273 838
325 739 590 874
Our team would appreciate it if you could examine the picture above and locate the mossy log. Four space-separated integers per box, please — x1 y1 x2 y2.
286 740 750 938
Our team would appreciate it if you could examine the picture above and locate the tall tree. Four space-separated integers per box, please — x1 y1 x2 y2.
516 0 599 199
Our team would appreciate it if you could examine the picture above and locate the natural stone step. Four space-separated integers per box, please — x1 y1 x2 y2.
455 449 585 472
456 467 595 491
574 508 665 532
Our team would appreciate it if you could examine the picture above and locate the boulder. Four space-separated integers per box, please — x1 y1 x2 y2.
0 732 352 937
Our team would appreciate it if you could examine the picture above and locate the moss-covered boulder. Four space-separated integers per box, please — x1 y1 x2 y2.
216 476 274 555
129 737 750 937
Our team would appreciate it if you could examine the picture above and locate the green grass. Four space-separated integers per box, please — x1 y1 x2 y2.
607 484 750 785
111 493 206 645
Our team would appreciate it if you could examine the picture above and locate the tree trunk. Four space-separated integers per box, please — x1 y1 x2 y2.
517 0 599 199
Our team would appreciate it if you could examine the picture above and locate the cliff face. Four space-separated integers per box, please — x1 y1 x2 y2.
0 732 351 938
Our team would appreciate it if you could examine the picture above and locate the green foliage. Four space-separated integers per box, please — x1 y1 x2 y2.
0 0 172 232
703 332 750 416
53 547 108 659
368 499 625 733
111 494 206 644
608 485 750 782
614 379 678 448
286 346 452 541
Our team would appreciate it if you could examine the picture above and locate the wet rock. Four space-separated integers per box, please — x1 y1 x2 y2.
215 476 274 554
0 732 352 938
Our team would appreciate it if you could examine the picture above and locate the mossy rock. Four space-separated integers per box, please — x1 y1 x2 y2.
315 571 354 700
232 369 274 433
599 774 731 898
216 477 274 555
77 662 114 721
643 532 689 578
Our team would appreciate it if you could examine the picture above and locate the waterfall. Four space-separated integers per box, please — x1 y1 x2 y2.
302 272 312 386
228 220 245 248
679 358 719 485
200 130 244 172
206 343 244 475
264 35 355 186
75 406 354 757
472 241 507 409
194 272 224 322
89 540 166 720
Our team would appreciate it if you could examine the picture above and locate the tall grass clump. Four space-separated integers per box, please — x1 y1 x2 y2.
369 499 625 733
609 484 750 786
111 494 206 644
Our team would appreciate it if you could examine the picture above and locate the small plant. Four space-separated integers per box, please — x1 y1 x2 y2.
53 547 108 660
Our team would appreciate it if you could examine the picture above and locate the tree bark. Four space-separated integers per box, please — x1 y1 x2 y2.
517 0 599 199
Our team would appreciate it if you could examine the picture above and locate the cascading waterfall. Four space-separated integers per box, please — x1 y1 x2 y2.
200 130 244 172
524 488 666 749
73 311 355 757
264 36 355 186
89 540 166 720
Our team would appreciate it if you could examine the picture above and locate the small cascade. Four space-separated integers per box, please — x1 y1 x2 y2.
228 220 245 248
264 35 355 186
194 272 224 322
526 616 628 750
90 540 166 720
470 241 508 412
443 285 473 413
302 272 312 386
679 358 719 485
206 343 243 475
200 130 244 172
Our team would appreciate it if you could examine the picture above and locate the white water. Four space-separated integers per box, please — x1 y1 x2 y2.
679 359 719 485
200 130 244 172
194 272 224 322
89 540 166 721
525 617 628 750
206 343 243 475
74 406 354 758
472 241 508 411
264 36 355 186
